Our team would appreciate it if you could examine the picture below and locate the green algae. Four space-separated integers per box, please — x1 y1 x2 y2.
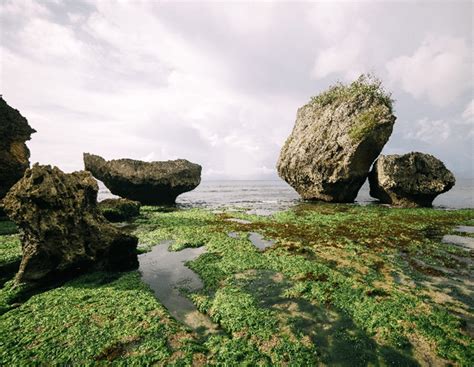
0 272 205 365
0 219 17 236
1 204 473 365
0 234 21 268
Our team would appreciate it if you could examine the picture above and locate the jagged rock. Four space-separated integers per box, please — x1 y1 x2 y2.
3 164 138 285
369 152 455 207
277 75 396 202
83 153 201 205
99 198 141 222
0 97 36 200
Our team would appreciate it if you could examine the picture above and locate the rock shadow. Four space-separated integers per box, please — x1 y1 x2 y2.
237 270 419 366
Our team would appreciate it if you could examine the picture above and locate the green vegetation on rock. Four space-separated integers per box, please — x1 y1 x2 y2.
350 104 389 141
310 74 393 112
0 219 17 236
1 204 473 365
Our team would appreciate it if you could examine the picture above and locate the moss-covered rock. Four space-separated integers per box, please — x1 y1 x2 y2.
277 75 396 202
0 97 36 200
3 164 138 285
99 198 141 222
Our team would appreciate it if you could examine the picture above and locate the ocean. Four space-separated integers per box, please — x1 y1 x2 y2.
98 178 474 214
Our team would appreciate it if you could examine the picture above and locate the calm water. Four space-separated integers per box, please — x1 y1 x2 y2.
99 178 474 214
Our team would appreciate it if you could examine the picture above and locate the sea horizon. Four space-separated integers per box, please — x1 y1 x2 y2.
98 177 474 212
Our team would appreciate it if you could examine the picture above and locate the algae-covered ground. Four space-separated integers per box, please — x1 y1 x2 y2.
0 204 473 366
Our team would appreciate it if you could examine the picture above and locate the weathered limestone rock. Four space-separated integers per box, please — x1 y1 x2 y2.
277 76 396 202
369 152 455 207
3 164 138 285
84 153 201 205
99 198 141 222
0 97 36 200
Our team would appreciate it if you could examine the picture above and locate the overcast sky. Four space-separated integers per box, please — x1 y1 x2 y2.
1 0 472 179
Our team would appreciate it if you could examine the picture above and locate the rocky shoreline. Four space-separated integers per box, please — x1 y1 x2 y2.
0 76 470 365
1 204 473 365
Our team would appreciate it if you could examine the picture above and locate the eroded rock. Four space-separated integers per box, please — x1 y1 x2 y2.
277 75 396 202
3 164 138 285
99 198 141 222
84 153 201 205
369 152 455 207
0 97 36 200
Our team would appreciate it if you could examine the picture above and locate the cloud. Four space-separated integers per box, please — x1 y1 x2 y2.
403 118 451 144
386 36 472 107
0 0 472 179
311 20 372 81
308 2 379 81
462 99 474 123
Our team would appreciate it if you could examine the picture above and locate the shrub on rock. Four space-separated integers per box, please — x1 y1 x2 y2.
277 75 396 202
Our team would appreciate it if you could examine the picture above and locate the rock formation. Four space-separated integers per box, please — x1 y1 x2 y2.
3 164 138 285
277 75 396 202
0 97 36 201
99 198 141 222
83 153 201 205
369 152 455 207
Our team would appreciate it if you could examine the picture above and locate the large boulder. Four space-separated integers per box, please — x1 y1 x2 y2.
83 153 201 205
368 152 455 207
277 75 396 202
0 97 36 200
99 198 141 222
3 164 138 285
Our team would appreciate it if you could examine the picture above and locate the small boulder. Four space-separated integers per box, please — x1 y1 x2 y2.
99 198 141 222
3 164 138 285
84 153 201 205
368 152 455 207
0 97 36 200
277 75 396 202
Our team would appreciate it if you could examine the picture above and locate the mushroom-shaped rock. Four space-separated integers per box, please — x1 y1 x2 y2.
368 152 455 207
277 75 396 202
99 198 141 222
0 97 36 200
83 153 201 205
3 164 138 285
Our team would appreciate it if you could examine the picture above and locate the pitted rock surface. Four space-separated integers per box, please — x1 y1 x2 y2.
84 153 201 205
3 164 138 285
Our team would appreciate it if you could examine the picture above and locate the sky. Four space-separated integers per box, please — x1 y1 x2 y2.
1 0 473 180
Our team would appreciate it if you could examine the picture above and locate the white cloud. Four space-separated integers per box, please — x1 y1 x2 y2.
311 20 371 81
0 0 50 18
208 2 275 36
19 18 84 61
308 3 370 81
462 99 474 123
386 36 472 106
0 0 472 178
140 152 155 162
404 118 451 143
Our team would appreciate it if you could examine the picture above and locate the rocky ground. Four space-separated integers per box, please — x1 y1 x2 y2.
0 204 473 366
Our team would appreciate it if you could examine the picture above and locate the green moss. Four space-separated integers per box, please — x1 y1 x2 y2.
349 104 388 141
99 199 141 222
0 271 204 365
1 204 473 365
0 235 21 268
0 219 18 236
310 74 393 112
